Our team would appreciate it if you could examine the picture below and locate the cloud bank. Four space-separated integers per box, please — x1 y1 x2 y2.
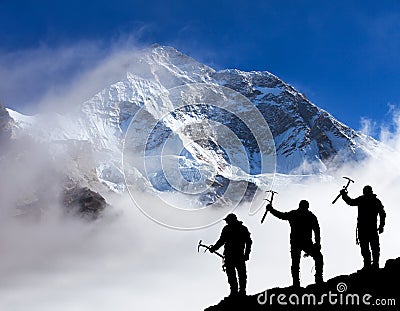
0 42 399 310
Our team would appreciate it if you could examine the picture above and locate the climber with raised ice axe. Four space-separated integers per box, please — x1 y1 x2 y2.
265 200 324 287
340 185 386 271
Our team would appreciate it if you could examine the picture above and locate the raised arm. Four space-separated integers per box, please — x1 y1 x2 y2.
340 190 360 206
266 204 290 221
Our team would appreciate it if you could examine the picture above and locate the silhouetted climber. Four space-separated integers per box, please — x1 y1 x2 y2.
209 213 252 296
340 185 386 270
266 200 323 287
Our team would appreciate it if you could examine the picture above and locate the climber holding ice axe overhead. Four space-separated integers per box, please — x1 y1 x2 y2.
339 184 386 271
265 200 324 287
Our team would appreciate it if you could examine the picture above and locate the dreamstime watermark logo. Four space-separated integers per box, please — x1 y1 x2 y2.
336 282 347 293
257 281 396 307
122 83 276 229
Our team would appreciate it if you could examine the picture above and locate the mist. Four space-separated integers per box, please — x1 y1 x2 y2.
0 37 147 114
0 43 399 310
0 120 399 310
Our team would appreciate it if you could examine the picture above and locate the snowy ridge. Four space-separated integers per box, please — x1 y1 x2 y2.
6 45 379 194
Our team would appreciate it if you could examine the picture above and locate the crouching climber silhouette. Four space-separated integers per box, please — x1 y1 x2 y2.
266 200 324 287
210 213 252 296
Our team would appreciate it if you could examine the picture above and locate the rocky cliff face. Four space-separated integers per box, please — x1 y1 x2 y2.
62 183 108 220
212 69 375 173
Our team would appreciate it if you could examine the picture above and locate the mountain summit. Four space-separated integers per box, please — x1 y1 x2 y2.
6 45 378 195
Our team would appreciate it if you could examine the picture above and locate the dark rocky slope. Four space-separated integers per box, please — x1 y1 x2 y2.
205 258 400 310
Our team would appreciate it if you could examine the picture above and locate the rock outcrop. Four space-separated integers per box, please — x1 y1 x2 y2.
62 183 108 220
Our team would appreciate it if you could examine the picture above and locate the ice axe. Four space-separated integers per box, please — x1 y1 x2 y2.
332 177 354 204
197 240 224 259
261 190 278 223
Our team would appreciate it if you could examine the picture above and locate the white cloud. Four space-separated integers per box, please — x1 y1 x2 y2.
0 43 399 310
1 117 400 310
0 36 147 114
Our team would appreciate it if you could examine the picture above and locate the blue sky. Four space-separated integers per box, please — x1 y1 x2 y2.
1 0 400 134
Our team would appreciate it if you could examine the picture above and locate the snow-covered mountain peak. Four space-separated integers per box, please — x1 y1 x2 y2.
5 45 380 197
127 44 216 88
